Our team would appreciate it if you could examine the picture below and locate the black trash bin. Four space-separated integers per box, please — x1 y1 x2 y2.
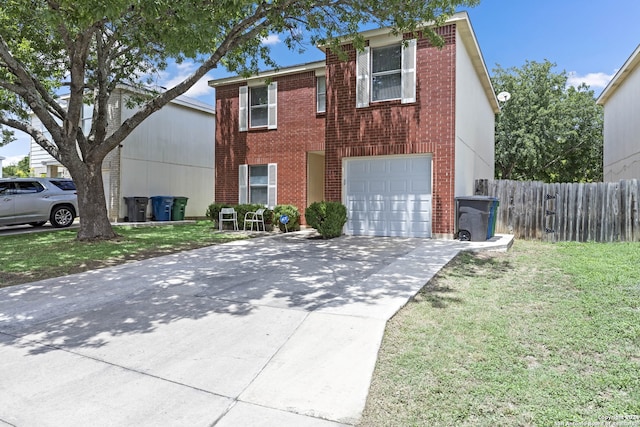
456 196 499 241
124 197 149 222
150 196 174 221
171 197 188 221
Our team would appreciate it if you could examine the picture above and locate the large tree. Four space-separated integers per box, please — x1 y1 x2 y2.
492 60 603 183
2 155 30 177
0 0 478 241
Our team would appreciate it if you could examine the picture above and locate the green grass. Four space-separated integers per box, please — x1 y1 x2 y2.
360 240 640 427
0 221 247 287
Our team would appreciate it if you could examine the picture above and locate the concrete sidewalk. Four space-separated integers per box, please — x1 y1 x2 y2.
0 232 512 427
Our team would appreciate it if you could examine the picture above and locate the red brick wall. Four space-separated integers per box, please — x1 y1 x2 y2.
215 71 325 215
324 24 458 235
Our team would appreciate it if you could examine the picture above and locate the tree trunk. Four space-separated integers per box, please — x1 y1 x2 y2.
70 162 118 241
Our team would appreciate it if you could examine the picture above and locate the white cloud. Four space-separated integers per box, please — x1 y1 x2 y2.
1 154 28 166
156 62 215 101
567 71 616 89
261 34 281 46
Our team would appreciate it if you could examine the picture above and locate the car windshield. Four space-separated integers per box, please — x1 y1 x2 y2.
49 180 76 191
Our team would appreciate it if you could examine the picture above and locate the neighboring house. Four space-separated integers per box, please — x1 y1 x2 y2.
597 44 640 182
30 87 216 221
209 11 498 238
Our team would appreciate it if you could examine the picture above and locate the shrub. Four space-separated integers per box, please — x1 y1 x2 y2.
305 201 347 239
273 204 301 232
205 203 231 227
235 204 274 231
206 203 273 231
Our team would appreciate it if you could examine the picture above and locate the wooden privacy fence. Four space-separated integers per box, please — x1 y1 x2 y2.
475 179 640 242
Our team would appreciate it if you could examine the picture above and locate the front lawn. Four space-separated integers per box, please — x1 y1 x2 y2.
0 221 247 288
360 240 640 426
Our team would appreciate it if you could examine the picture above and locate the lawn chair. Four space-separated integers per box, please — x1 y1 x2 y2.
219 207 238 231
244 208 265 231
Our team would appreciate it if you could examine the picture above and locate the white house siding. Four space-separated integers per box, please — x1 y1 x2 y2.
29 117 69 177
600 60 640 181
454 26 497 198
118 96 215 219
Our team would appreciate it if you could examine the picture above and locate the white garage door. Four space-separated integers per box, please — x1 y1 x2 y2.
344 155 432 238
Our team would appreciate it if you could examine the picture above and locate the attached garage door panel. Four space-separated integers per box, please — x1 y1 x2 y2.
345 156 432 238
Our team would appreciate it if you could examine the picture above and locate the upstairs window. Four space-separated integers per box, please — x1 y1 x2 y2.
356 39 416 108
371 45 402 101
250 86 268 128
317 76 326 113
239 82 277 131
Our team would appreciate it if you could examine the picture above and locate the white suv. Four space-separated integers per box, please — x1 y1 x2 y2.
0 177 79 228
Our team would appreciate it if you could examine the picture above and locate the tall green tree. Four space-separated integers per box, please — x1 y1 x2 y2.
0 0 479 241
492 60 603 183
2 155 30 177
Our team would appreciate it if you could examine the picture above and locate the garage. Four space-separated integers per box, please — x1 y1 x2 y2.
343 155 432 238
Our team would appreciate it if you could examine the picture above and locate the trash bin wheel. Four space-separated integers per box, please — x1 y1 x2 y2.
459 230 471 241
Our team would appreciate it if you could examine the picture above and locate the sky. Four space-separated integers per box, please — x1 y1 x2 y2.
2 0 640 166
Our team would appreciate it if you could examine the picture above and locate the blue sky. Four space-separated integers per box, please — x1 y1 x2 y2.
2 0 639 165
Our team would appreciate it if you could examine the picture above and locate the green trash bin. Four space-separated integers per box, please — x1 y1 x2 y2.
171 196 188 221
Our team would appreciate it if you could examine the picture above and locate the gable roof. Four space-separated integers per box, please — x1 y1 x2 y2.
208 12 498 113
597 44 640 106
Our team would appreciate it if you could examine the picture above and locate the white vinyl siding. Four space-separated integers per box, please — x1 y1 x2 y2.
356 39 416 108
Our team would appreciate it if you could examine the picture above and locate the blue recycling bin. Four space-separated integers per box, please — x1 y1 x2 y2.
150 196 174 221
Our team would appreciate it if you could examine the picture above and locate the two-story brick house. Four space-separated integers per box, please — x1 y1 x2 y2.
210 11 498 238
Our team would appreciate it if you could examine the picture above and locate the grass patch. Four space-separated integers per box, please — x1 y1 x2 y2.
0 221 248 287
360 240 640 426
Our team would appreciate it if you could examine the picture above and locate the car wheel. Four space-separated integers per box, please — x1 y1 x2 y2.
29 221 47 227
50 206 75 228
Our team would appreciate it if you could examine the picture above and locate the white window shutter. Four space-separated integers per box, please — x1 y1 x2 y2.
239 86 248 131
356 47 370 108
238 164 248 204
267 82 277 129
267 163 277 208
401 39 417 104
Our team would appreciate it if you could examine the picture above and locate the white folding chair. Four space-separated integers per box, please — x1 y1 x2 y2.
244 208 265 231
219 207 238 231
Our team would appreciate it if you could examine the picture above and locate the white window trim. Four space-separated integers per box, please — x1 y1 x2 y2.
317 76 326 113
239 163 277 208
356 39 417 108
239 83 277 131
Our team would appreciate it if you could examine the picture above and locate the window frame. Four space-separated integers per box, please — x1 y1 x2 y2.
248 165 269 205
249 86 269 128
356 38 416 108
316 76 326 113
370 44 402 103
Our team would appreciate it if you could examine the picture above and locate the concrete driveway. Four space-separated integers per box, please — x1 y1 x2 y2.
0 231 512 426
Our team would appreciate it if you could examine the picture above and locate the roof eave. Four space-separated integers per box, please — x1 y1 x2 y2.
597 44 640 106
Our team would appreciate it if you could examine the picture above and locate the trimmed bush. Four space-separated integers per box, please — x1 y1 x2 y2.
305 201 347 239
206 203 273 231
273 204 301 232
206 203 231 227
235 204 274 231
